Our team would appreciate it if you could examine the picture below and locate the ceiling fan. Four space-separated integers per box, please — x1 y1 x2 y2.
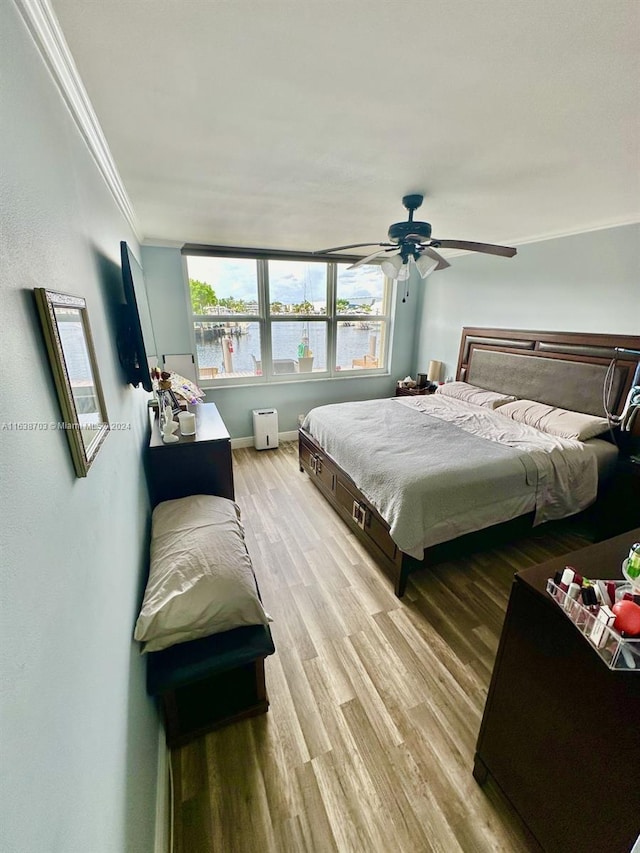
314 194 517 288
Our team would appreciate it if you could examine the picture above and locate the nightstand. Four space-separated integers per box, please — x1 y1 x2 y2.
592 455 640 541
395 386 436 397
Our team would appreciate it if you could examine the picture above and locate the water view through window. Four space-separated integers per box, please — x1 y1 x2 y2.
194 320 385 375
186 255 389 380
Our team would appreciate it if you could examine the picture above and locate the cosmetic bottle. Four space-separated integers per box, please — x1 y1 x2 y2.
627 543 640 581
558 567 575 592
581 586 599 613
591 606 616 648
564 582 581 612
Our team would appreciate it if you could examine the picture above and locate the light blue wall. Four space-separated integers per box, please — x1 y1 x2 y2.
140 247 193 356
142 226 638 437
141 246 421 437
1 4 159 852
416 223 640 378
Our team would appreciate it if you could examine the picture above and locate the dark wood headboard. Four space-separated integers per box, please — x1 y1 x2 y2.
456 328 640 417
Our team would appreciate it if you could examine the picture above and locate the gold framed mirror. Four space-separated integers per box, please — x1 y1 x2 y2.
34 289 110 477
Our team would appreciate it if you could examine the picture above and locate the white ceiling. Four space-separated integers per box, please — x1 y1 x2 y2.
51 0 640 255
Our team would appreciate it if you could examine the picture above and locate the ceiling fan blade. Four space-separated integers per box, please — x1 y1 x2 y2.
432 239 517 258
420 246 451 270
314 242 387 254
347 247 398 269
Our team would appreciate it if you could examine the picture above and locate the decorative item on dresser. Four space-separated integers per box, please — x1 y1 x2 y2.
300 327 640 596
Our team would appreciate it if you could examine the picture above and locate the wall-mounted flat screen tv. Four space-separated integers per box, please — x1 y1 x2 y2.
118 241 157 393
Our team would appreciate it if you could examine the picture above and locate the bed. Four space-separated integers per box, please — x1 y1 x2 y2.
299 328 640 596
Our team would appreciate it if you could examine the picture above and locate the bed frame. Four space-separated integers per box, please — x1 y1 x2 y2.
299 328 640 597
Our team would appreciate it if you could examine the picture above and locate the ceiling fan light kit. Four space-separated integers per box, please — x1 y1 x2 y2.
315 194 517 293
415 254 439 279
380 254 403 278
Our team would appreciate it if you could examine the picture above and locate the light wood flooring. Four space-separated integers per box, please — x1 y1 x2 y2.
171 442 590 853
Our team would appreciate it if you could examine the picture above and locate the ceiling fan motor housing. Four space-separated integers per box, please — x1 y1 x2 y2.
388 220 432 242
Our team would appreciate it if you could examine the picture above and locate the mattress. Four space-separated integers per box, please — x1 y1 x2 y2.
303 395 599 558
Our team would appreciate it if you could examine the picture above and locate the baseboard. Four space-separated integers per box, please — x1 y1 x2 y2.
231 430 298 449
154 728 170 853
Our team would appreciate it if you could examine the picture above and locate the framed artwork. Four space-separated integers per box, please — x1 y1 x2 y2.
34 288 110 477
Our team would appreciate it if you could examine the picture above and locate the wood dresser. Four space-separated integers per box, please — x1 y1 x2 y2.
146 401 234 507
474 529 640 853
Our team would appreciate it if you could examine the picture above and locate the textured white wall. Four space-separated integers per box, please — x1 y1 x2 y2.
416 224 640 378
0 4 159 852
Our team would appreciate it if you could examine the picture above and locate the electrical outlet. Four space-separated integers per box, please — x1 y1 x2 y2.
298 413 305 426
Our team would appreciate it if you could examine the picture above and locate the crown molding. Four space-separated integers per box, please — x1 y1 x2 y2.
14 0 141 241
441 217 640 259
505 217 640 250
141 238 186 249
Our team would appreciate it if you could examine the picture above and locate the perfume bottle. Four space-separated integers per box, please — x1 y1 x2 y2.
627 543 640 581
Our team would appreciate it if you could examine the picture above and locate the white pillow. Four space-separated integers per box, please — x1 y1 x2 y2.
134 495 271 653
435 381 517 409
496 400 610 440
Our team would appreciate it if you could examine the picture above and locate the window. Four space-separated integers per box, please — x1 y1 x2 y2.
184 251 391 384
335 262 387 372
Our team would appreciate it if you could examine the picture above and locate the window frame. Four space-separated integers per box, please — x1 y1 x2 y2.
182 246 393 387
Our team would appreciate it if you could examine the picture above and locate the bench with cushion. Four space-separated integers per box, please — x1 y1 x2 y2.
134 494 275 746
146 623 275 747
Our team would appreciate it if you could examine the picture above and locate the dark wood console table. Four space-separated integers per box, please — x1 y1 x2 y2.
146 402 234 507
474 529 640 853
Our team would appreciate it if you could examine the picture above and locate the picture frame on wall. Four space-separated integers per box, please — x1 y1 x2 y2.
34 288 110 477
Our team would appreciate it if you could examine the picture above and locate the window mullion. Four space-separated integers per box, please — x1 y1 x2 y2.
327 263 337 376
257 258 273 380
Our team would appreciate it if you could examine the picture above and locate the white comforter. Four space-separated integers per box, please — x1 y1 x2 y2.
302 395 598 558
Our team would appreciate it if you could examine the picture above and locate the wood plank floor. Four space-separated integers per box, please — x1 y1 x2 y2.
171 442 590 853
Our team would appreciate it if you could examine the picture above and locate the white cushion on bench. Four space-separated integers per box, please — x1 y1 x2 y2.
134 495 271 653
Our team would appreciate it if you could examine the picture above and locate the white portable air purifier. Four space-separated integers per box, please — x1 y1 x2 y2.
253 408 279 450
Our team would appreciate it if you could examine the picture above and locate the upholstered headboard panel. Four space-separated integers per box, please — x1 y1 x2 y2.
457 328 640 417
467 350 622 416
